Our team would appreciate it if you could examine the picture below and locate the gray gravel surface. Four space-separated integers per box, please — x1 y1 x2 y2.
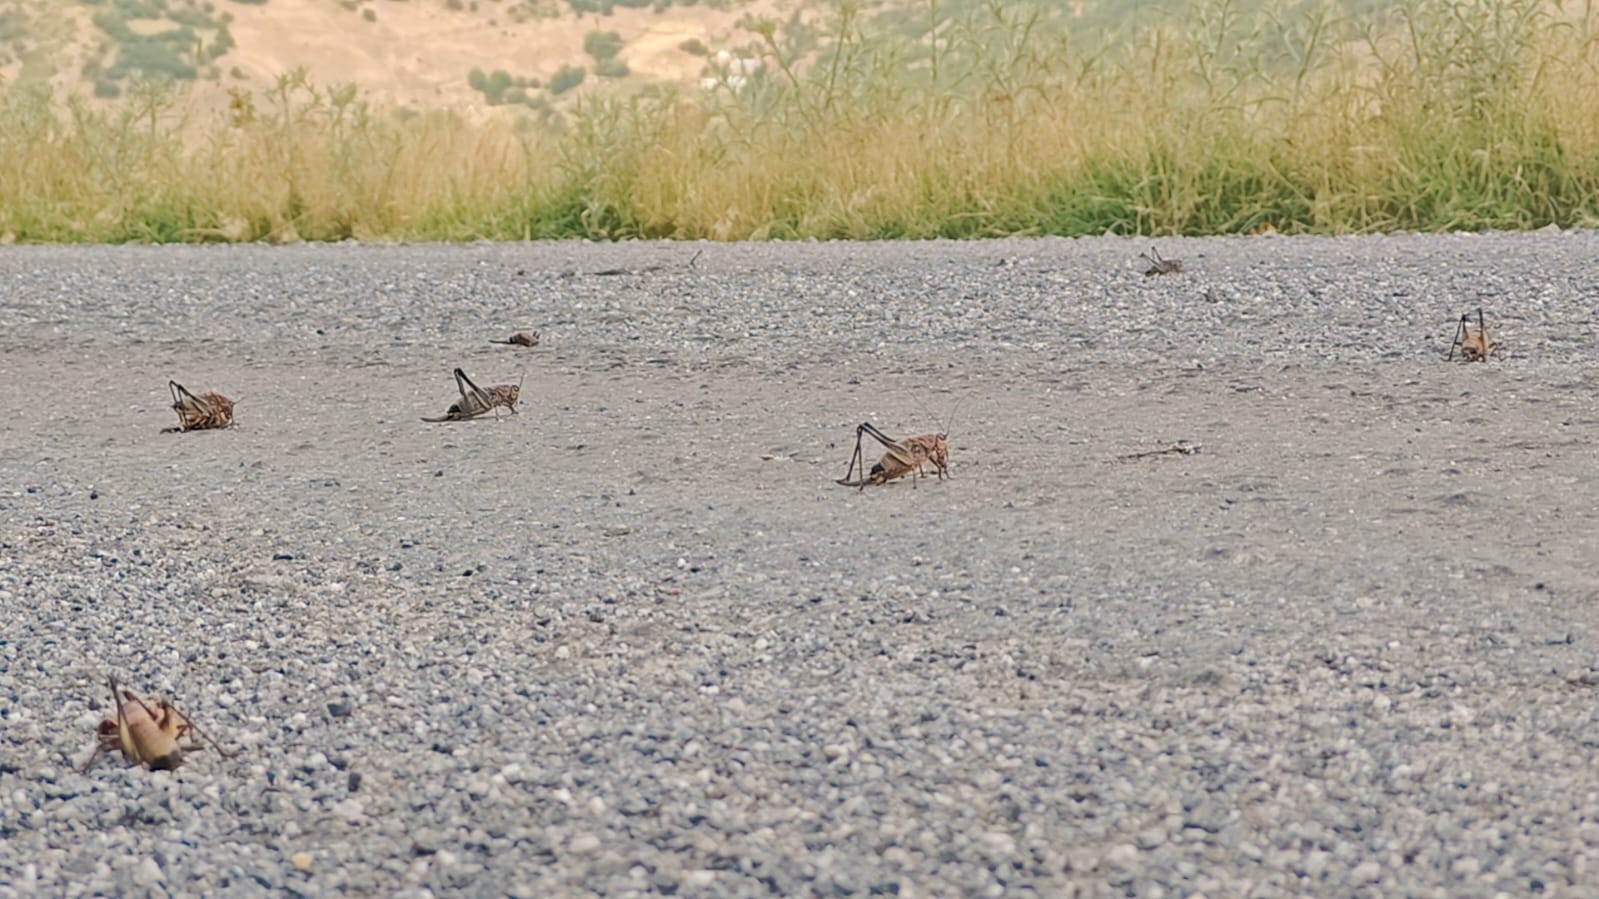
1 233 1597 897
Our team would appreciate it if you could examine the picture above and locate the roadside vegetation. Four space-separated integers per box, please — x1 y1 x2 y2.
2 0 1598 242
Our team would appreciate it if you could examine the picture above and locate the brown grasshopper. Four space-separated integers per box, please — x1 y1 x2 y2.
162 380 235 432
1447 308 1498 362
422 367 522 422
1140 247 1183 276
835 422 950 490
490 331 540 347
81 676 235 773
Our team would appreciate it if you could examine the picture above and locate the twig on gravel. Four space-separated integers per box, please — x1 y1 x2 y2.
591 250 704 277
1114 440 1202 462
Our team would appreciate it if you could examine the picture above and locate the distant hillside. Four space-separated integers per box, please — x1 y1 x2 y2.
0 0 786 112
0 0 1370 113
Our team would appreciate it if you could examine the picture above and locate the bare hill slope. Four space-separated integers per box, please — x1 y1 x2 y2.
0 0 779 110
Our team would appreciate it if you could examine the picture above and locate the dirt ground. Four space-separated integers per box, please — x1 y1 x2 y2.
1 236 1597 895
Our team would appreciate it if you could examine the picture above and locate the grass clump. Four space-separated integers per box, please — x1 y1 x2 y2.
4 0 1599 242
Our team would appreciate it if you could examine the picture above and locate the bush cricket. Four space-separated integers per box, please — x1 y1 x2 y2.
422 367 522 422
81 676 234 773
162 380 235 432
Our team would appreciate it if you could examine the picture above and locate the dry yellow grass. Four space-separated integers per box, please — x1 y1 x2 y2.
3 0 1599 243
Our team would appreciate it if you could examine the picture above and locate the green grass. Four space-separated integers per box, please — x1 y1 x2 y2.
3 0 1599 242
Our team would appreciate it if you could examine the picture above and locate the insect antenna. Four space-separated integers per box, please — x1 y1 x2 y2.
939 397 966 440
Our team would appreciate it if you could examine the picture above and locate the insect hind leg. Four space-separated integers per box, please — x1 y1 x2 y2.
843 425 869 487
858 422 902 453
1447 314 1468 361
836 424 877 489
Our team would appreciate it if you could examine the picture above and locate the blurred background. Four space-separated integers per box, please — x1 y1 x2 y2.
2 0 1597 241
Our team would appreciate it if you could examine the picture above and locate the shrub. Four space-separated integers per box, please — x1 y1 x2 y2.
583 30 623 62
485 69 512 103
548 64 585 95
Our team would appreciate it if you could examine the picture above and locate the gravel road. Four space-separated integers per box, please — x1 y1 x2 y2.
2 234 1597 897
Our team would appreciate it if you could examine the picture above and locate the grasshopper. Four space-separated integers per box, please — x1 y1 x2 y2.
1447 308 1498 362
835 422 950 490
1140 247 1183 276
422 368 522 422
162 380 235 432
81 676 235 773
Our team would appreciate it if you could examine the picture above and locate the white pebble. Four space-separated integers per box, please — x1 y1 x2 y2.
1105 844 1139 867
133 857 163 887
